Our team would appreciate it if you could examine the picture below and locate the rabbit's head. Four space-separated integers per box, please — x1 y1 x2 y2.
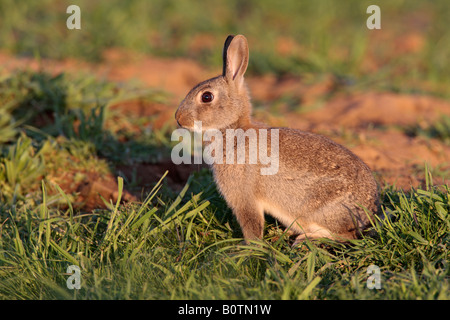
175 35 252 131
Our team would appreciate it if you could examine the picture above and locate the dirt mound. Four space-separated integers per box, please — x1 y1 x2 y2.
109 100 175 131
350 130 449 188
247 74 337 106
47 168 137 211
101 48 213 100
296 91 450 131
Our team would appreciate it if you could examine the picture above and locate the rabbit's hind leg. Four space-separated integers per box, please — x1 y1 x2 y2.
292 223 359 247
292 223 334 246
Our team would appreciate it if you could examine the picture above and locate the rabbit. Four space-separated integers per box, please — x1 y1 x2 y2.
175 34 380 245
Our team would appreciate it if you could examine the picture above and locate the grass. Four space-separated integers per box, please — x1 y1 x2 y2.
0 2 449 300
0 70 448 299
0 168 448 300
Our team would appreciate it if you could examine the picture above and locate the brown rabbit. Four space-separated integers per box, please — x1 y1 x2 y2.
175 34 379 245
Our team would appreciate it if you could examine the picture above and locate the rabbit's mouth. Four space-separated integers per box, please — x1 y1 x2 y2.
175 118 194 131
175 110 208 131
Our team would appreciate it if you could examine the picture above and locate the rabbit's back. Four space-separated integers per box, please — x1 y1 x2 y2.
212 126 379 238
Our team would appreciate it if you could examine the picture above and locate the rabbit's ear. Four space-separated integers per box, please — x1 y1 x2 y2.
222 35 235 76
222 35 249 88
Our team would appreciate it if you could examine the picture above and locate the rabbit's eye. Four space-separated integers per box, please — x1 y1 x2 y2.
201 92 214 103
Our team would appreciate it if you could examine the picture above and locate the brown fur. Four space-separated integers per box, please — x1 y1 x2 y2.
175 35 379 245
